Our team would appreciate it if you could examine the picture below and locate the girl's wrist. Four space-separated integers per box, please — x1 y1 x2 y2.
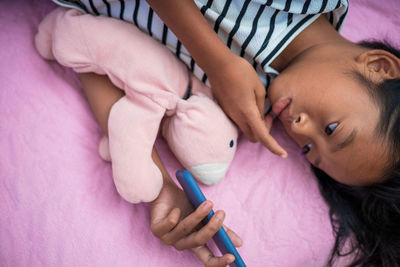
199 45 234 75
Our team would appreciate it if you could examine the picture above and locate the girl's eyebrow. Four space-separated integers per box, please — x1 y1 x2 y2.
330 129 358 153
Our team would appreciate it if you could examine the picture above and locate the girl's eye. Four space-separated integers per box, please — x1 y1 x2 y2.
325 122 339 135
302 144 312 155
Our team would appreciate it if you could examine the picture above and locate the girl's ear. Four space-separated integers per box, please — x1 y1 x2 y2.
356 50 400 80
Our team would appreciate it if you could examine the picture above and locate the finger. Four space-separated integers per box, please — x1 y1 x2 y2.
222 107 256 142
238 120 256 142
222 224 243 247
242 125 257 142
247 107 288 158
190 246 235 267
162 201 213 246
264 113 274 132
151 207 181 238
174 210 225 250
255 87 266 117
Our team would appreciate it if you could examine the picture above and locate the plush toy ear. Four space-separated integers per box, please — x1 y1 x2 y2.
162 95 238 185
108 96 166 203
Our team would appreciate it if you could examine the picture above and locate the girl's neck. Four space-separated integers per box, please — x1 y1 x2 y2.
270 14 350 72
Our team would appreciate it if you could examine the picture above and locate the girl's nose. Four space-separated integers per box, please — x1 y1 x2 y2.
292 112 311 134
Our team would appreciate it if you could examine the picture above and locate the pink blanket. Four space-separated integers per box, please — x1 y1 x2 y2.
1 0 399 266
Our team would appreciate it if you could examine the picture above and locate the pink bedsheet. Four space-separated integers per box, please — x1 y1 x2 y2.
1 0 399 266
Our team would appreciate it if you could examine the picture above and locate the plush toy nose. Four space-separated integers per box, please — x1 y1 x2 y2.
188 163 230 185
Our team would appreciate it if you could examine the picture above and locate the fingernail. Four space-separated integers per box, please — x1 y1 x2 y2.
280 152 288 158
215 212 224 221
202 201 211 210
227 255 235 263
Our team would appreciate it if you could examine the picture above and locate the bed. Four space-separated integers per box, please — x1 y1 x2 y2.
1 0 399 266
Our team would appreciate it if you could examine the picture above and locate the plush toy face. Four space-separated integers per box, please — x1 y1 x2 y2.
162 93 238 185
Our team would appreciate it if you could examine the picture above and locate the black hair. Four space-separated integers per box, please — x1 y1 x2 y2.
313 40 400 266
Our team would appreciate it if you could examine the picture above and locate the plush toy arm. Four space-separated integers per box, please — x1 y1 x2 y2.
34 7 62 60
35 7 189 99
108 95 166 203
35 8 98 73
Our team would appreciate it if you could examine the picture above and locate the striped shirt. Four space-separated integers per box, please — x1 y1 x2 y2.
52 0 349 92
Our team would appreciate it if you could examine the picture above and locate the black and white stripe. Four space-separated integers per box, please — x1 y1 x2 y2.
101 0 111 16
226 0 250 48
52 0 349 90
147 7 154 36
261 14 314 67
132 0 139 26
240 3 267 57
118 0 125 20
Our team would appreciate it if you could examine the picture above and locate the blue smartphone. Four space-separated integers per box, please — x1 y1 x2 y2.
176 170 246 267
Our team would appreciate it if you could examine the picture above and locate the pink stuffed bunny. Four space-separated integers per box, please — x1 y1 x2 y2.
35 8 238 203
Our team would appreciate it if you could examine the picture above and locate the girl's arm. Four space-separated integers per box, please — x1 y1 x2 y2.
145 0 230 75
146 0 287 157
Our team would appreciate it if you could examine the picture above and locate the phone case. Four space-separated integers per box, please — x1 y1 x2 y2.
176 170 246 267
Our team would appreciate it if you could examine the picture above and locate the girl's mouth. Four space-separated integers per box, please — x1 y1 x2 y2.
272 98 291 119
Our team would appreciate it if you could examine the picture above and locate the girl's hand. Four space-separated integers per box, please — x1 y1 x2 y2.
150 180 242 267
206 53 287 158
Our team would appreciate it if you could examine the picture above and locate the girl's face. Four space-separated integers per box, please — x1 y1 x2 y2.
269 45 388 186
